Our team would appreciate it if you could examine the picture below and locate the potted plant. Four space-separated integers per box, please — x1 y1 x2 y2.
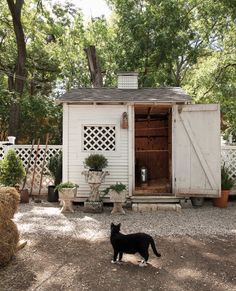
82 154 109 213
47 152 62 202
213 164 235 208
0 149 26 202
104 182 127 214
55 181 78 213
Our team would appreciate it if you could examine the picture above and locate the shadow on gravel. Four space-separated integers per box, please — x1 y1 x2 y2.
0 232 236 291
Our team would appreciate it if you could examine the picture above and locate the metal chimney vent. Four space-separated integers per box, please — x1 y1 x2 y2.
117 72 138 89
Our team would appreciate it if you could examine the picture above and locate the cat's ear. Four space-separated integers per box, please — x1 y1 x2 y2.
118 223 121 229
111 223 114 227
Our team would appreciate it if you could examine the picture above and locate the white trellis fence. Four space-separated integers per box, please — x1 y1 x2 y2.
221 145 236 190
0 144 236 195
0 144 62 195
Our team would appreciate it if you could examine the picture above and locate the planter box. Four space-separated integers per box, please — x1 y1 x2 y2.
109 190 127 214
109 190 127 203
58 187 77 213
83 201 103 213
83 170 108 184
48 185 58 202
20 189 29 203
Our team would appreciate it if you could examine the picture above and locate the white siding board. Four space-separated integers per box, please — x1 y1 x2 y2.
62 104 69 181
66 105 129 197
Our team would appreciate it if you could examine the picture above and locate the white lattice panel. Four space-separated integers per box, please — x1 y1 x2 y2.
0 145 62 195
0 146 5 160
221 146 236 180
83 125 116 151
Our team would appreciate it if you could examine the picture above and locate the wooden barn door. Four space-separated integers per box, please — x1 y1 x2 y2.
173 104 221 198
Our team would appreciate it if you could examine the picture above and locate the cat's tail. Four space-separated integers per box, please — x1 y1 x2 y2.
150 238 161 257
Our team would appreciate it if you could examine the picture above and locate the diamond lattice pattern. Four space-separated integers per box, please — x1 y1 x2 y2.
0 145 62 194
221 147 236 179
83 126 116 151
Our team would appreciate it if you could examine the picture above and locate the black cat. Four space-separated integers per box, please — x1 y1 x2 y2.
110 223 161 266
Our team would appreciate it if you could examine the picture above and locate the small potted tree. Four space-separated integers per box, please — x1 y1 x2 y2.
55 181 78 213
213 164 235 208
82 154 109 213
47 152 62 202
104 182 127 214
0 149 26 202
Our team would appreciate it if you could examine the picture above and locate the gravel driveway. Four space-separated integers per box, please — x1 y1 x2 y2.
0 200 236 291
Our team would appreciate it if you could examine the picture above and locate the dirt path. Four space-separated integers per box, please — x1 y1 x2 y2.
0 203 236 291
1 234 236 291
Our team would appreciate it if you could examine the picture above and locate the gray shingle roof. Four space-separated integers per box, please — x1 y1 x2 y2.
58 87 191 103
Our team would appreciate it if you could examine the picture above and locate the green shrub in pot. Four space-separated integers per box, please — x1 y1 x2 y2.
48 152 62 187
47 152 62 202
0 149 26 187
221 164 234 190
84 154 108 171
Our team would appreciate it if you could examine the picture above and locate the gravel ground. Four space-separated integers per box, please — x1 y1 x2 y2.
15 200 236 240
0 200 236 291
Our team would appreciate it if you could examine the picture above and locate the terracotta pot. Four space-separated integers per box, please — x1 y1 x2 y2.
213 190 229 208
20 189 29 203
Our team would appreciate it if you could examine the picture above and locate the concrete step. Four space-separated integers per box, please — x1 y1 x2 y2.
131 195 180 203
132 203 181 212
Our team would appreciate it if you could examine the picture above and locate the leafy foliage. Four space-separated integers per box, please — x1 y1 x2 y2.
48 151 62 186
0 0 235 141
0 149 26 186
221 164 235 190
84 154 108 171
103 182 126 195
55 181 78 191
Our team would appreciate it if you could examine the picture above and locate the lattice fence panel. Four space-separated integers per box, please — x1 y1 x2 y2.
83 125 116 151
0 145 5 160
221 146 236 180
0 145 62 195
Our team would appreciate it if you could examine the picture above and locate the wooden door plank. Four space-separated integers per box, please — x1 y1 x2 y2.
179 113 218 190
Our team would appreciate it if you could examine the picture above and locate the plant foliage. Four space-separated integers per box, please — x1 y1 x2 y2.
55 181 78 191
0 149 26 186
221 164 235 190
84 154 108 171
103 182 126 195
48 151 62 186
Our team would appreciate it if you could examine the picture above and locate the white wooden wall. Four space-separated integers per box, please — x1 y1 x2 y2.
63 104 129 197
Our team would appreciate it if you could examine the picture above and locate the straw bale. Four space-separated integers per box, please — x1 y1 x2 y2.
0 219 19 266
0 187 20 219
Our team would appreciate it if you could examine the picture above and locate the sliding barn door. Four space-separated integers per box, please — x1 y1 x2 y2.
173 104 221 197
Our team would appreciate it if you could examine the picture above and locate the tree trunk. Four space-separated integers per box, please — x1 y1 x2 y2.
84 45 103 88
7 0 26 138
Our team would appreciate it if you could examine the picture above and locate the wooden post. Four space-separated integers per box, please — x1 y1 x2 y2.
21 139 34 191
30 138 40 198
38 134 49 196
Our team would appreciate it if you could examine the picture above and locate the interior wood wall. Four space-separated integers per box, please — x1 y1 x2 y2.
135 118 169 183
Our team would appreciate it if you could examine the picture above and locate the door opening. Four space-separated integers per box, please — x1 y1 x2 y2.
134 105 172 195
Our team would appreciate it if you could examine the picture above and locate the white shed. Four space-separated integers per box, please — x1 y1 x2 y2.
58 73 221 203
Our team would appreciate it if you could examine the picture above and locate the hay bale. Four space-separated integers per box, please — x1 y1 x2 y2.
0 219 19 266
0 187 20 219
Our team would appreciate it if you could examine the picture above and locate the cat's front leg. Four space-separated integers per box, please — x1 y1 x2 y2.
111 250 119 263
139 260 148 267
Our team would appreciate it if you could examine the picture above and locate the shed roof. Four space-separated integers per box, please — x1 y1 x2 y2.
58 87 191 103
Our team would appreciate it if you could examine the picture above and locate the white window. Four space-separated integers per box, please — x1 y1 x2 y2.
83 125 116 151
